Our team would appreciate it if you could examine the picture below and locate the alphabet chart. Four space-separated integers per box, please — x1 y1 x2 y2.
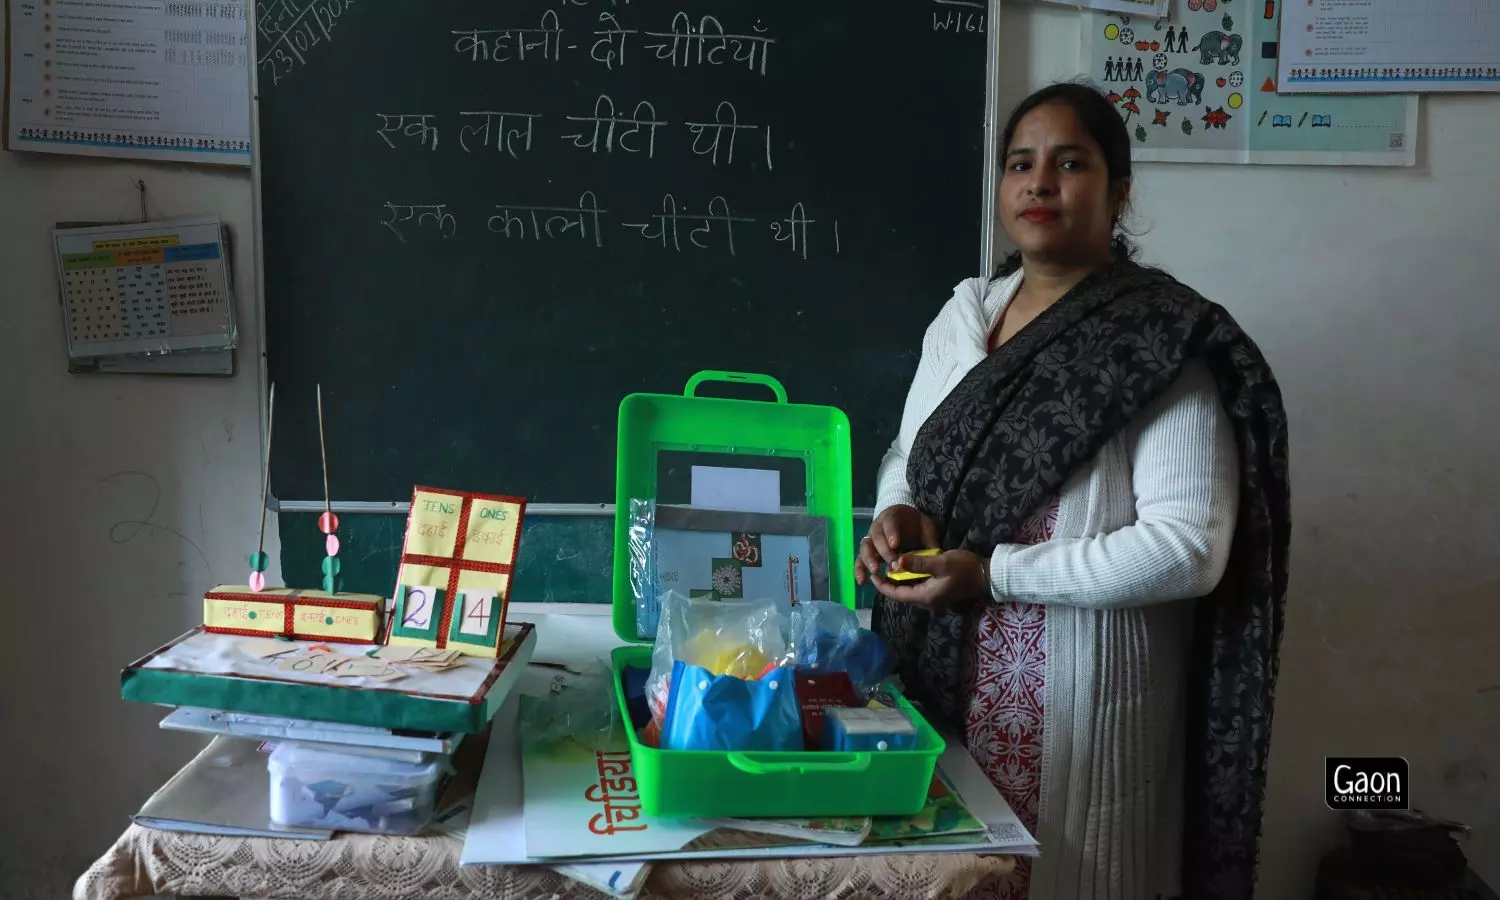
53 218 237 360
388 486 528 659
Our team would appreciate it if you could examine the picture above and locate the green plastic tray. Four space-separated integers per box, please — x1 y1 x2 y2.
610 646 944 818
607 371 943 818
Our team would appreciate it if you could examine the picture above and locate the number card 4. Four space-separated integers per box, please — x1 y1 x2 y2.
386 486 526 659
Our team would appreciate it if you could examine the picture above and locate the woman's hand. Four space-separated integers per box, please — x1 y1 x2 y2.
855 504 940 586
872 549 990 613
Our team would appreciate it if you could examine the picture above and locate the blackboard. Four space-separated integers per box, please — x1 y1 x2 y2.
254 0 992 505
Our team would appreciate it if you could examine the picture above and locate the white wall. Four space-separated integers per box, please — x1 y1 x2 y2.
0 10 274 891
2 5 1496 897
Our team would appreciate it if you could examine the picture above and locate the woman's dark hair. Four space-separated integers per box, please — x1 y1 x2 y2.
994 81 1138 277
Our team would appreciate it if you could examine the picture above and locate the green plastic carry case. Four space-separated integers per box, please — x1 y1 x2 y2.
608 371 944 819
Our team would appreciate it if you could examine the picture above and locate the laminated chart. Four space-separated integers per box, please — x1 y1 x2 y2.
53 218 237 361
5 0 251 163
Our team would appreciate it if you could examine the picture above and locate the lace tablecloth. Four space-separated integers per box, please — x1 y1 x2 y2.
75 824 1014 900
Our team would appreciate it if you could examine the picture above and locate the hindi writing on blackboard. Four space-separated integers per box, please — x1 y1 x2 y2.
275 10 844 259
254 0 990 503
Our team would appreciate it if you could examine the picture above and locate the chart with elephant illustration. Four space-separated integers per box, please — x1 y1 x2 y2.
1083 2 1416 165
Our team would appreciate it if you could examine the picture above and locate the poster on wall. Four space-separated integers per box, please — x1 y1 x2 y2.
1081 3 1417 165
1277 0 1500 94
4 0 252 164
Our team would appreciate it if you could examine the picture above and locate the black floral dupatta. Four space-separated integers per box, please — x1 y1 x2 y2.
872 261 1291 900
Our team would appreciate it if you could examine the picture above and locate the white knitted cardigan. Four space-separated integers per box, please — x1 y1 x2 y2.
874 270 1241 900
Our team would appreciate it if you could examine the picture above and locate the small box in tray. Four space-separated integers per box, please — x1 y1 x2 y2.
607 371 944 820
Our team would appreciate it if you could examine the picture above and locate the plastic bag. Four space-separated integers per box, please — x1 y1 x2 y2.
628 499 662 639
518 659 620 751
662 659 803 752
789 600 894 696
645 591 792 733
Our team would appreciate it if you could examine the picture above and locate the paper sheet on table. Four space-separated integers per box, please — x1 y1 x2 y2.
690 466 780 514
596 741 1038 862
159 707 461 757
460 695 651 899
143 628 527 696
465 717 1036 868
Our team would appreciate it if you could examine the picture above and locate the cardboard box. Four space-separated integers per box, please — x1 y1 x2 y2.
203 585 384 643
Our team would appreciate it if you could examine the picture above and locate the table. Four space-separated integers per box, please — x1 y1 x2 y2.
75 824 1015 900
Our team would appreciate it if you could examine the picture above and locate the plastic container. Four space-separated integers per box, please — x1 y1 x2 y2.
608 371 944 819
268 742 448 835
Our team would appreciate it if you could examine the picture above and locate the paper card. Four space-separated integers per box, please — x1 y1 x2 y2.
264 647 409 682
405 491 464 557
690 466 780 514
329 658 408 682
463 498 523 566
240 638 301 660
369 646 463 671
203 598 286 634
275 652 349 676
389 486 527 659
458 591 496 636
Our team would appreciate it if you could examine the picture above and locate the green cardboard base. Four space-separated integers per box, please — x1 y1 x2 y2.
120 624 535 734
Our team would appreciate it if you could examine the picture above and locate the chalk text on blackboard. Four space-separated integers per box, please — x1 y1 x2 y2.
257 0 351 86
931 0 985 34
486 193 609 248
378 195 843 257
382 203 456 242
376 114 439 151
770 203 813 260
643 13 775 76
685 101 771 169
452 11 564 63
621 195 755 256
562 96 668 157
591 13 636 70
459 111 543 158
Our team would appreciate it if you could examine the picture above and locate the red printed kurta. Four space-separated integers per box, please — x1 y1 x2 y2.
963 495 1058 900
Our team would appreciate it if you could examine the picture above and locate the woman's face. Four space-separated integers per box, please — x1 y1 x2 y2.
999 102 1125 268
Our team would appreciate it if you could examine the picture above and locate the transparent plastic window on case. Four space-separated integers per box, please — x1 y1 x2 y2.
628 499 831 639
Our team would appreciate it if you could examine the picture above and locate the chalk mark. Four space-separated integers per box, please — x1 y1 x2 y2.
99 471 215 585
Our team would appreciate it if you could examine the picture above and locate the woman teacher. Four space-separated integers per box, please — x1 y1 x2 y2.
855 83 1291 900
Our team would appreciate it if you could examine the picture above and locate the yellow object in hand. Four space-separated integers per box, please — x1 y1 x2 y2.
885 548 939 582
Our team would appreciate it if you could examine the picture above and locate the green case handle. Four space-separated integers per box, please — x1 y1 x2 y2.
684 371 788 405
725 751 873 776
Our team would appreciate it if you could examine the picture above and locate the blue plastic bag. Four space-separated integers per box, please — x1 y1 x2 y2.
661 659 803 752
790 601 893 695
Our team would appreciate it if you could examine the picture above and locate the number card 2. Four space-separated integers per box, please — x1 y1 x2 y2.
387 486 525 658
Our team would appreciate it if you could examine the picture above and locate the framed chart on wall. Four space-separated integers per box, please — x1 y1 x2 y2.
1081 3 1417 165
